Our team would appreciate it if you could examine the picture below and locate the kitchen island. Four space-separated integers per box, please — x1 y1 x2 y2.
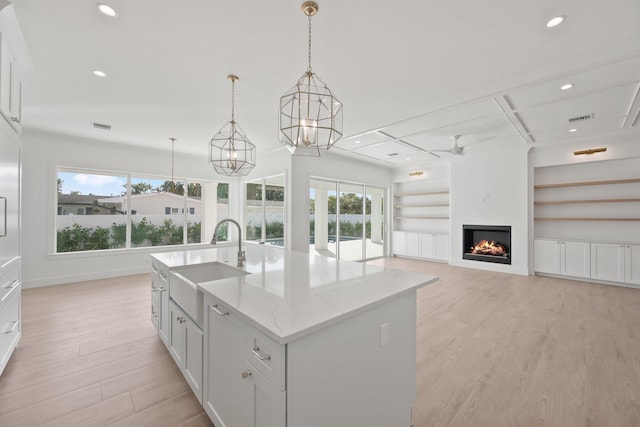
150 244 438 427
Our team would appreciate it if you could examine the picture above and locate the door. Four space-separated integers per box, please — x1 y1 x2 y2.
243 361 286 427
205 301 251 427
392 232 406 256
150 287 159 331
169 301 185 367
158 286 170 346
338 183 365 261
590 243 624 282
625 245 640 285
435 234 450 261
534 239 561 274
561 241 590 278
419 234 435 259
184 317 204 403
0 135 19 259
365 186 385 259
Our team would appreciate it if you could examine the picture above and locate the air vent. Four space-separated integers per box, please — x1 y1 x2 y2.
387 152 399 157
568 113 593 124
93 122 112 130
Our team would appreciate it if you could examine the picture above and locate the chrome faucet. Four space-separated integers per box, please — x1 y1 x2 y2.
211 218 246 267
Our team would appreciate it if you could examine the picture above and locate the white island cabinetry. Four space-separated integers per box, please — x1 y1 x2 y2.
152 245 437 427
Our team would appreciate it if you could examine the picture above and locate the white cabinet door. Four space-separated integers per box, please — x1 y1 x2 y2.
406 233 420 257
150 286 159 331
0 34 21 131
169 301 185 367
625 245 640 285
205 300 251 427
158 286 169 346
419 234 434 259
184 316 204 403
591 243 624 282
561 241 590 278
435 234 450 261
243 361 286 427
392 232 407 256
534 239 561 274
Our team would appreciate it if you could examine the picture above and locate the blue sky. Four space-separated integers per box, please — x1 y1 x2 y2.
58 172 167 196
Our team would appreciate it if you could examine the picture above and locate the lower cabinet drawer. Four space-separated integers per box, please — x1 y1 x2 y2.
0 282 21 368
0 258 20 304
246 325 285 391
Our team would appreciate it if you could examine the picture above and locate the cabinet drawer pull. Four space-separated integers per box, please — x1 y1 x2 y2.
3 320 18 334
2 279 18 290
159 272 167 280
10 116 20 124
241 369 252 379
211 304 229 316
151 265 158 272
252 346 271 361
151 288 159 293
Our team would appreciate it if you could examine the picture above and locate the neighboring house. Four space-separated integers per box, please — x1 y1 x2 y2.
57 194 121 215
97 192 202 216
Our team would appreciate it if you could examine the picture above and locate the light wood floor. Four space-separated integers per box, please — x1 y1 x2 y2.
1 259 639 426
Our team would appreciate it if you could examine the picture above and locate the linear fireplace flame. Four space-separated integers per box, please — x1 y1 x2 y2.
463 225 511 265
471 239 508 256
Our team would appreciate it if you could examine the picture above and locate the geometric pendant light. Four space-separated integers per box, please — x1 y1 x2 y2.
209 75 256 176
279 1 343 157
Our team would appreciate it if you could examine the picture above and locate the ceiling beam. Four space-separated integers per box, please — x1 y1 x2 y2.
493 96 534 144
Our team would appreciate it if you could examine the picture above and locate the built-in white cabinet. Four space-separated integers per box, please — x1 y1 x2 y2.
169 300 204 403
0 256 20 376
0 32 22 133
535 239 640 286
534 239 590 278
393 231 449 261
150 259 170 346
591 243 640 285
204 297 285 427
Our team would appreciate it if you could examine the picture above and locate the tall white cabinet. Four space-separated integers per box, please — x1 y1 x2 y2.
0 4 23 377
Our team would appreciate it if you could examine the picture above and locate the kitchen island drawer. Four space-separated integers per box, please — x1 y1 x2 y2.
246 325 285 391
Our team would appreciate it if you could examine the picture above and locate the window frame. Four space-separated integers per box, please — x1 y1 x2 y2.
54 166 226 254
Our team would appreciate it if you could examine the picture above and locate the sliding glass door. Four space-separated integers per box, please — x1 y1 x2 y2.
310 179 386 261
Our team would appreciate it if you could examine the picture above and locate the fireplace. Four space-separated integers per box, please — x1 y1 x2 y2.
463 225 511 265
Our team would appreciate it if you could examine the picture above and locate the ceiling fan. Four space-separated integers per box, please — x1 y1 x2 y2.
432 135 466 155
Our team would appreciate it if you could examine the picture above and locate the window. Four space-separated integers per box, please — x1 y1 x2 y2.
244 174 285 247
310 178 386 261
56 168 227 253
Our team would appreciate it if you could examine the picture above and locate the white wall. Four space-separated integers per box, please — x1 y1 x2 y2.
21 129 239 288
449 145 530 275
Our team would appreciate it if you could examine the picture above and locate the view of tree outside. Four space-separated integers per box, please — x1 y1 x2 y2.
310 179 385 261
244 175 285 246
56 169 224 253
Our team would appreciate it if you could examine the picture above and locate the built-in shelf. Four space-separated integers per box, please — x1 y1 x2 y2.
535 217 640 222
394 191 449 197
534 178 640 189
534 198 640 205
394 216 449 220
394 204 449 208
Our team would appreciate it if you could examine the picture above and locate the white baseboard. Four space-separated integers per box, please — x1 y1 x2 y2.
22 266 150 288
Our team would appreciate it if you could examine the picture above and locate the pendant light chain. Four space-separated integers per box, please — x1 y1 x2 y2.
307 15 313 72
230 77 236 123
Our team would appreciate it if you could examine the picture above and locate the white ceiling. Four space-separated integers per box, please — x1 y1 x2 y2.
10 0 640 168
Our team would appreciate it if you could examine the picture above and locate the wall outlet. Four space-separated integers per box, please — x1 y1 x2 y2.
380 322 389 347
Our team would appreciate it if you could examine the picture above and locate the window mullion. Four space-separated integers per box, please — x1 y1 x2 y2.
126 174 132 248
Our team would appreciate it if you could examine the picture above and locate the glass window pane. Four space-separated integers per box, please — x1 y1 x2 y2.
56 170 127 252
215 183 229 242
186 182 202 243
310 179 337 258
128 177 185 247
264 175 285 247
365 186 385 259
338 183 364 261
245 180 263 242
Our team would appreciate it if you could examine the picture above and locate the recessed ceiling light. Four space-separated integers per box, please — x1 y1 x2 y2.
546 15 565 28
405 158 411 161
560 83 574 91
569 128 578 133
354 140 361 144
92 70 107 77
97 3 118 17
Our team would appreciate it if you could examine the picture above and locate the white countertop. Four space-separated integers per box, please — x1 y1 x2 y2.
151 245 438 344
